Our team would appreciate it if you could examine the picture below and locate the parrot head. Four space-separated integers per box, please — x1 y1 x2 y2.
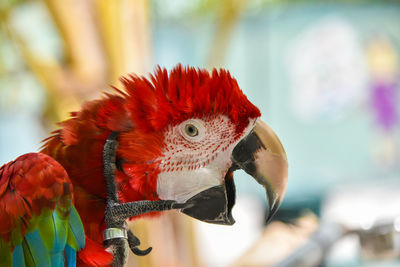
116 65 288 224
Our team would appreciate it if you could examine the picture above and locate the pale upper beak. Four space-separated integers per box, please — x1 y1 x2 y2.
181 119 288 225
231 119 288 222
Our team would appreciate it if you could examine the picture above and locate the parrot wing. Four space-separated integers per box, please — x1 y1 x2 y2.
0 153 85 266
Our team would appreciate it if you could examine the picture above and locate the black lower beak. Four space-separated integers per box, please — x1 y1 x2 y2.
180 174 236 225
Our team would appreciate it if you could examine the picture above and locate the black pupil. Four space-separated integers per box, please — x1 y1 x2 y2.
186 124 198 136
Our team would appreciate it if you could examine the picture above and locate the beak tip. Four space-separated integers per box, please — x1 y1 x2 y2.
266 201 280 223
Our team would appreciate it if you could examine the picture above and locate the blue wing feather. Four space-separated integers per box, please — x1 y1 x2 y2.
23 229 51 266
65 245 77 267
11 244 25 267
51 208 68 267
68 206 85 250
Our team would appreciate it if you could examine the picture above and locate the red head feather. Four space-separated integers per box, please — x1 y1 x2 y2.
123 65 260 135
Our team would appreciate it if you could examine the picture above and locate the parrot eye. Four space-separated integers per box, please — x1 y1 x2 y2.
185 124 198 137
179 119 205 141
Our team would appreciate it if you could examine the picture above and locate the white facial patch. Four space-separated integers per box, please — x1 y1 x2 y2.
156 115 257 202
156 167 222 203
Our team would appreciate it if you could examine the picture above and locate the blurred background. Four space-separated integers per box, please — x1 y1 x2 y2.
1 0 400 266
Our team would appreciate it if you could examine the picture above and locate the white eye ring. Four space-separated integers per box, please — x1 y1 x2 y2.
179 119 206 142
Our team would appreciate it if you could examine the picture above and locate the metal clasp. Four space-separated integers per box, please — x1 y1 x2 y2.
104 228 128 241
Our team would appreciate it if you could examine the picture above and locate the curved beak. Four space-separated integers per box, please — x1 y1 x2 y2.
180 119 288 225
231 119 288 222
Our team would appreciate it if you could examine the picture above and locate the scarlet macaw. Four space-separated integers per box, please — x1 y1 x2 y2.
0 65 288 266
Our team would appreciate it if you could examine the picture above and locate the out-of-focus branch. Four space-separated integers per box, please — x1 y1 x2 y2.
3 0 109 124
207 0 247 68
1 15 66 123
94 0 124 84
94 0 152 84
44 0 107 84
121 0 152 76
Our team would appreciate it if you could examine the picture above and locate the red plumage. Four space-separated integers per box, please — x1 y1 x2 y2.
39 65 260 266
78 237 113 267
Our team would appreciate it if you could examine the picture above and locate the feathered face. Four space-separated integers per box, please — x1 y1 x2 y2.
118 65 288 224
157 115 256 203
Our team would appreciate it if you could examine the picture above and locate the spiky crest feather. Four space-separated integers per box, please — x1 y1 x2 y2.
123 65 260 135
